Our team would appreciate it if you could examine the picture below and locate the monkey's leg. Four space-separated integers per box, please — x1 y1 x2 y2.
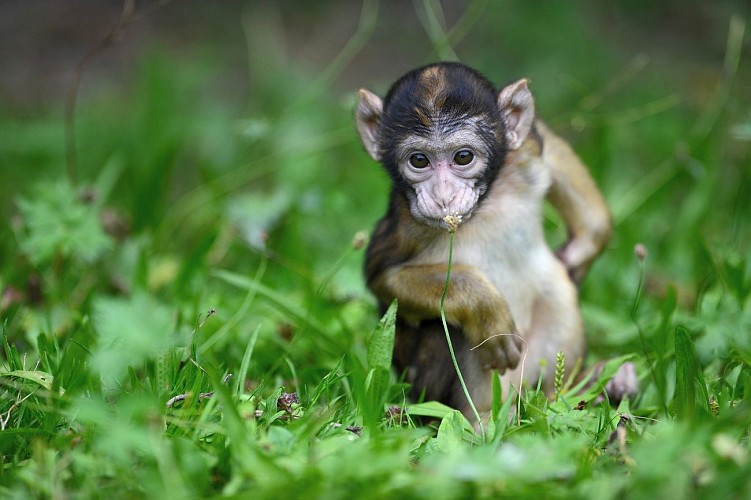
497 271 586 398
500 272 638 404
393 319 495 419
539 120 612 284
578 360 640 405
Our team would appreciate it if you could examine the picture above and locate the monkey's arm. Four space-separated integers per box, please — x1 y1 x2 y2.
537 121 612 284
370 263 522 371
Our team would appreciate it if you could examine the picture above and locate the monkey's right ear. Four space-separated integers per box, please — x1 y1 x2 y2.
497 79 535 151
355 89 383 161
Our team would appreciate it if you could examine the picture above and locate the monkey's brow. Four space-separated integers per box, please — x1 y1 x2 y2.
396 126 490 156
436 113 487 132
430 113 479 132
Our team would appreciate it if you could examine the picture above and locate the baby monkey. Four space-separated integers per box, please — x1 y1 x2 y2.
356 62 635 416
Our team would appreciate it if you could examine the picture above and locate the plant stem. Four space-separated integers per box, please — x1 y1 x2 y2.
440 230 485 439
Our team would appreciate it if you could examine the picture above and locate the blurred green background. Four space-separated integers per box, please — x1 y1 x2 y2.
2 0 748 337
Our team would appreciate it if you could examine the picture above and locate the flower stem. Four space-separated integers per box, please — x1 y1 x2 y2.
440 230 485 440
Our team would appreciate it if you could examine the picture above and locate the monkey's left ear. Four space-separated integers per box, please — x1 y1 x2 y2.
497 79 535 150
355 89 384 161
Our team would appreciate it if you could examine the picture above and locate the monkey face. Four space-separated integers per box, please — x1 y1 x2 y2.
392 119 492 227
356 63 535 230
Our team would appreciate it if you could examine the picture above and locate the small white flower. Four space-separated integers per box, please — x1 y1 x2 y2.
443 213 463 233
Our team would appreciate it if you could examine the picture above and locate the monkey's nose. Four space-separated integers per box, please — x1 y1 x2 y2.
432 190 456 212
442 194 458 212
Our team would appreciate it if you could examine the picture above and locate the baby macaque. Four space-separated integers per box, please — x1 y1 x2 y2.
356 62 635 416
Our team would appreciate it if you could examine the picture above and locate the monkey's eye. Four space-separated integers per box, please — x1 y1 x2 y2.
454 150 474 166
409 153 430 169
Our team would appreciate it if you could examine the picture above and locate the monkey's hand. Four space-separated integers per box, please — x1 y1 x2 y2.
555 235 603 284
371 263 523 372
462 301 523 372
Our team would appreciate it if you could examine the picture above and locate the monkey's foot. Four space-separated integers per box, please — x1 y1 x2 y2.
603 361 639 404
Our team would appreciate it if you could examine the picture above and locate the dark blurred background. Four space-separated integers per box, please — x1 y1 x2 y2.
1 0 746 109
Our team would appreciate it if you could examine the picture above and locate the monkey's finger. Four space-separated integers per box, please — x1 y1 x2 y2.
556 238 597 284
503 333 523 369
480 340 508 372
483 332 522 371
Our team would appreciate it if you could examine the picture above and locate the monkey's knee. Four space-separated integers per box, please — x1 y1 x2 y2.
393 320 457 405
393 320 496 418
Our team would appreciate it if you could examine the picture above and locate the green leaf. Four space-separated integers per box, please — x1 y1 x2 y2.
0 370 56 392
265 426 296 454
264 387 284 425
436 410 467 453
364 301 397 414
720 252 750 304
15 180 112 266
2 325 23 370
408 401 475 435
91 292 176 391
367 300 397 372
674 327 710 418
489 378 515 445
226 190 292 250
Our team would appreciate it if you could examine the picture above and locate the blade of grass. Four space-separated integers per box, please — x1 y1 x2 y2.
365 301 397 421
211 269 339 355
415 0 459 61
200 256 267 353
674 326 710 418
234 324 261 397
690 15 745 143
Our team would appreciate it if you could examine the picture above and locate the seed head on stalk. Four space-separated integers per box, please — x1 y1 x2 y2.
443 213 463 233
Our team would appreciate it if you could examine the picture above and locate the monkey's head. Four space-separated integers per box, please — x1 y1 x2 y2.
356 62 535 229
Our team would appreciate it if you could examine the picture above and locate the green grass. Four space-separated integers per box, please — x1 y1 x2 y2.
1 1 751 497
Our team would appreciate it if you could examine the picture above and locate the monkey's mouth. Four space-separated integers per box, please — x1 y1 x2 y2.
414 210 473 230
408 190 478 230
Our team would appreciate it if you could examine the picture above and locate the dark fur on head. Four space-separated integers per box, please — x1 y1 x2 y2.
377 62 509 197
